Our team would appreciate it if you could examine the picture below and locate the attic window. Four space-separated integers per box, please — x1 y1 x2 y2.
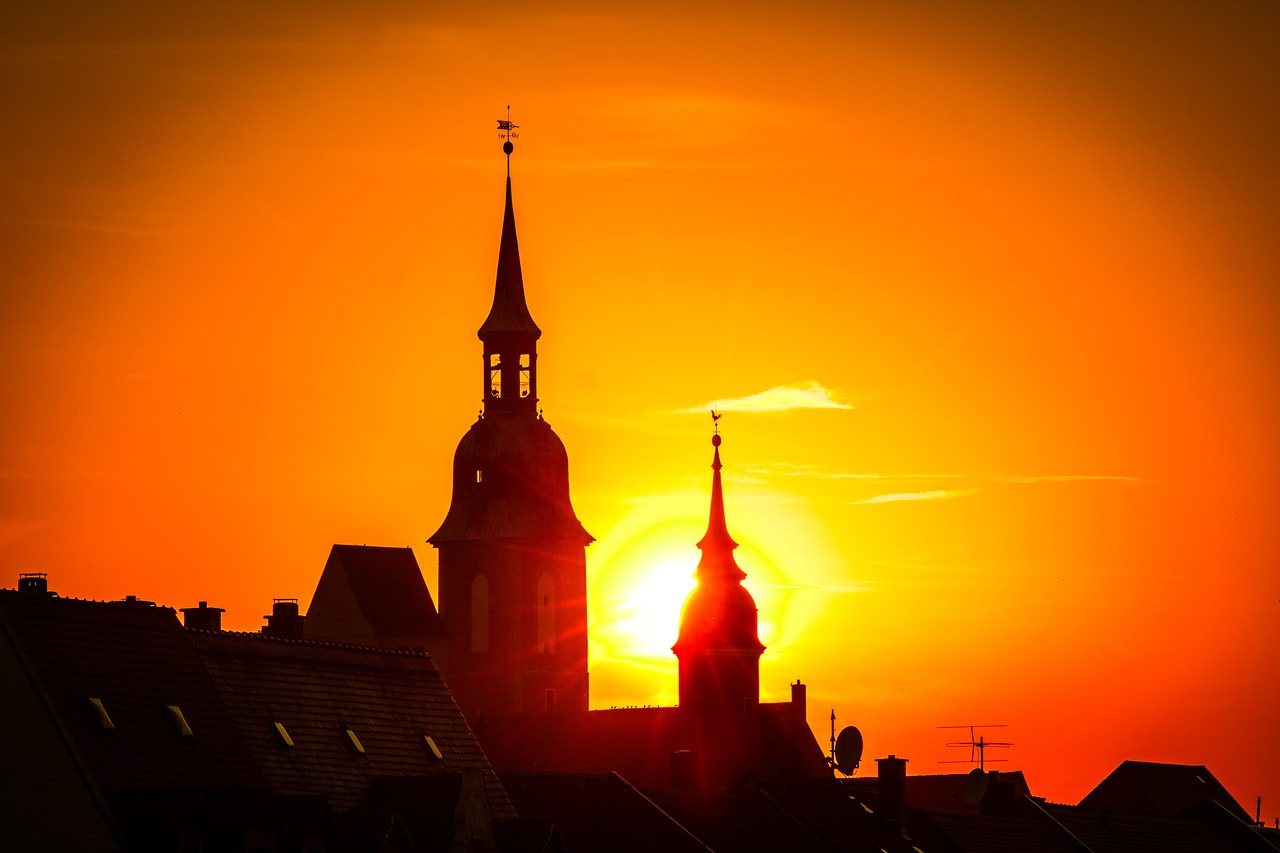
475 468 483 483
166 705 194 737
424 735 444 761
87 697 115 730
274 722 295 747
346 728 365 754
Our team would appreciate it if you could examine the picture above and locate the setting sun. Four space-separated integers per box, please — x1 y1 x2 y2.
1 0 1275 824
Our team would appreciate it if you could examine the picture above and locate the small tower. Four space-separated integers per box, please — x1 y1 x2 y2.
429 126 593 722
672 421 765 790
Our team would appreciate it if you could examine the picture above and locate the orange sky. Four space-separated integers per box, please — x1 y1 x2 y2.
2 0 1277 817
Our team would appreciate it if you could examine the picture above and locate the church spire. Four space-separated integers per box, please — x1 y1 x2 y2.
695 419 745 582
478 117 540 415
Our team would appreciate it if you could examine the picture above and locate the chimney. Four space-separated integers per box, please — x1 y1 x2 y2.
180 601 226 631
876 754 909 828
791 680 807 721
979 769 1017 816
671 750 698 792
17 572 53 595
263 598 305 639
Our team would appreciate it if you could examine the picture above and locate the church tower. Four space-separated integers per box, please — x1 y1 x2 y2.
672 424 766 790
429 136 593 722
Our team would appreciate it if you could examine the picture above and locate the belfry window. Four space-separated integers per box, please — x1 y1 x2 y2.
471 574 490 654
488 354 501 398
536 573 556 654
519 354 531 398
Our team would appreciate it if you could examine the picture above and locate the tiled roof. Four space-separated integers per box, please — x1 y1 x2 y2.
499 771 710 853
740 773 921 853
842 770 1033 816
0 591 265 795
918 809 1080 853
307 544 447 643
1 589 513 821
188 628 513 816
1045 802 1262 853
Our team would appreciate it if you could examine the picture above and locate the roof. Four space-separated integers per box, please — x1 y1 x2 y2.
478 177 541 339
500 772 711 853
842 769 1032 816
430 416 593 545
476 702 829 791
188 628 512 815
0 589 513 820
306 544 447 645
1079 760 1253 822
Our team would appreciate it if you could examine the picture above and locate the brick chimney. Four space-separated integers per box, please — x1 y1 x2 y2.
263 599 305 639
876 754 909 828
180 601 226 631
791 680 807 722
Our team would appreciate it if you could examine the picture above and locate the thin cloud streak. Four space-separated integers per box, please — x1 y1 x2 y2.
852 489 975 505
680 381 851 413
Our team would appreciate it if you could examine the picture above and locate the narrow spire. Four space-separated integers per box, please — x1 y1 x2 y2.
696 418 745 581
478 169 541 339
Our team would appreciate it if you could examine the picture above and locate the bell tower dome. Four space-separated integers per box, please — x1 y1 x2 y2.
429 130 592 722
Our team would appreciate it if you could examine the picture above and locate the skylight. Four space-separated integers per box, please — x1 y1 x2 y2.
346 728 365 754
166 705 193 737
87 697 114 730
424 735 443 761
274 721 295 747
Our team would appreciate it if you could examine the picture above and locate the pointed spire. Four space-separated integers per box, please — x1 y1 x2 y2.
479 178 542 339
696 427 746 581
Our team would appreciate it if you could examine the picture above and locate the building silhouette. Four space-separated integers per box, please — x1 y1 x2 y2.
4 142 1277 851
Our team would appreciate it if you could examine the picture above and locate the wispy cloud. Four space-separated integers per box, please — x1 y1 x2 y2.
852 489 976 505
746 466 1149 486
680 381 851 413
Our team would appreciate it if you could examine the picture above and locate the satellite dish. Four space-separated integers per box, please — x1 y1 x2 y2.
833 726 863 775
962 767 988 806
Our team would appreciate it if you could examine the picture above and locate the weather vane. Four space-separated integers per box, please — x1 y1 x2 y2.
497 105 520 175
711 410 722 436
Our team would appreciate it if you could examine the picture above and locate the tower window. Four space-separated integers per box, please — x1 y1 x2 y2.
471 574 490 654
489 353 501 398
475 469 483 484
519 354 531 398
536 573 555 654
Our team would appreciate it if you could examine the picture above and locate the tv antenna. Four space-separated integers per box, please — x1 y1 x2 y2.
938 725 1011 771
828 709 863 776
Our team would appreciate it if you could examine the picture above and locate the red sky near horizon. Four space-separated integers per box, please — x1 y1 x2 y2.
2 0 1276 817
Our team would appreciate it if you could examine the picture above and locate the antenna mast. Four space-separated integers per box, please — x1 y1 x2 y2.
938 725 1012 771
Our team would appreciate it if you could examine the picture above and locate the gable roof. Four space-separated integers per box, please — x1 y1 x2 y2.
306 544 447 645
1079 760 1252 822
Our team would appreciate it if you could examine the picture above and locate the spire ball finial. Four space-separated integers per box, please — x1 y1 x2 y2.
503 140 513 155
712 433 721 447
